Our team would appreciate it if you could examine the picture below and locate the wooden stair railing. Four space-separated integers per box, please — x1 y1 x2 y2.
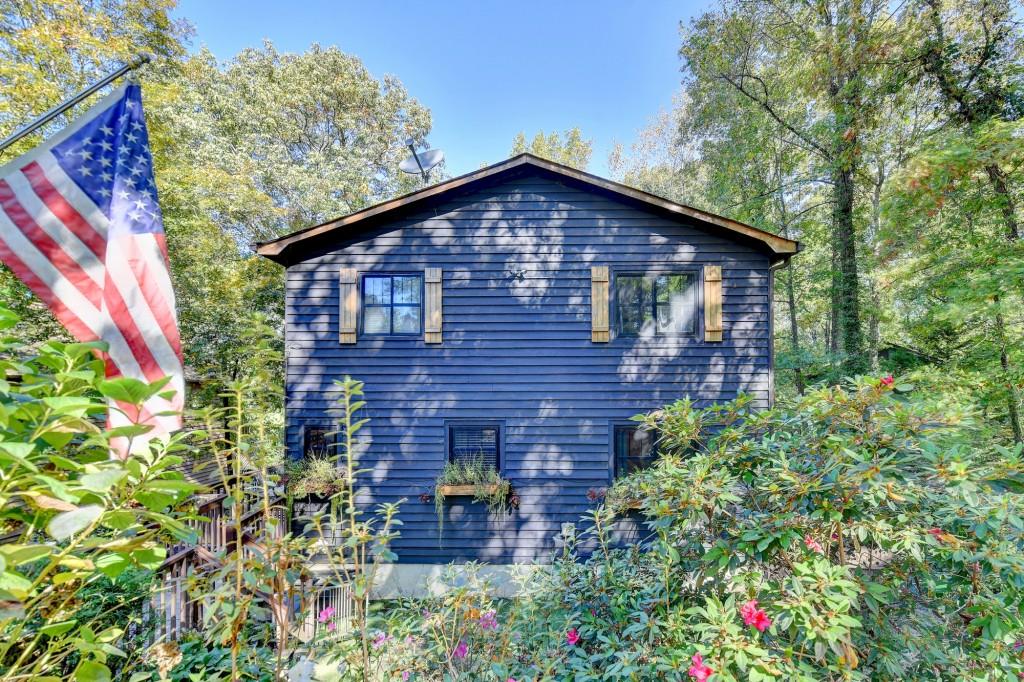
148 493 288 642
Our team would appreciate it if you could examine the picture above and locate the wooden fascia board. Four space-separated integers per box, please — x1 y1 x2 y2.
255 154 800 264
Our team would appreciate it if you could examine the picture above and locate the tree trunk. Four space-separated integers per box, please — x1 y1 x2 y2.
867 280 880 372
985 163 1021 241
833 163 865 374
829 250 840 356
786 263 806 395
867 175 884 372
995 308 1024 443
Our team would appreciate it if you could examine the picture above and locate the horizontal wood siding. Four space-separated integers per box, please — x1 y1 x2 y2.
284 175 772 563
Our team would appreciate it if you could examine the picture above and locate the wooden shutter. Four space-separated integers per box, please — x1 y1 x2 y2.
704 265 723 342
591 266 610 343
339 267 358 344
424 267 443 344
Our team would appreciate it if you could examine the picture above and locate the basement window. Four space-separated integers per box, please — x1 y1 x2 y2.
448 424 501 471
302 425 332 459
613 425 657 478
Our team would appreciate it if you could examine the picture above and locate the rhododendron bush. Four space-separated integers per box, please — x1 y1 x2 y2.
355 377 1024 680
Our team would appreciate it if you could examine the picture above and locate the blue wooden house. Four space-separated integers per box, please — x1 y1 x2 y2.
257 154 798 574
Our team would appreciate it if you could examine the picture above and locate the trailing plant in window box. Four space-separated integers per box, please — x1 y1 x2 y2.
603 478 648 513
285 454 347 498
430 457 514 540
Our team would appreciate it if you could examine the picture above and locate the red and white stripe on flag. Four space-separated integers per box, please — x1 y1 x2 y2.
0 83 183 455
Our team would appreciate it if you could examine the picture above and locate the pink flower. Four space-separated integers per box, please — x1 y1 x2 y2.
452 640 468 659
402 673 410 681
371 631 392 649
326 620 336 632
880 375 894 387
566 628 580 646
688 653 713 681
740 600 772 632
317 606 335 623
804 534 824 554
752 610 771 631
479 610 499 631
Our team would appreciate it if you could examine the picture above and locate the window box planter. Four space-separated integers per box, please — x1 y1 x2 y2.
436 483 502 497
602 495 644 512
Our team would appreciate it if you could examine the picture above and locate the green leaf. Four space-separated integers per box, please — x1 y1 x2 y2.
75 661 111 682
48 454 84 471
103 510 136 531
40 431 75 449
134 491 175 511
40 619 78 637
48 505 103 541
0 307 19 330
94 553 130 580
42 396 100 418
0 570 33 599
0 544 51 566
98 376 171 405
131 546 166 570
79 469 126 494
0 441 38 472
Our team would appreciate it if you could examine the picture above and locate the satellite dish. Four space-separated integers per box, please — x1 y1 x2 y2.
400 139 444 181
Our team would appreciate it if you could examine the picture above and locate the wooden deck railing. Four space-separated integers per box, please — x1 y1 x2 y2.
150 488 361 644
298 581 357 642
148 490 289 642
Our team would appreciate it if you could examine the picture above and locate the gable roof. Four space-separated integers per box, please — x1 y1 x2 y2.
255 153 800 265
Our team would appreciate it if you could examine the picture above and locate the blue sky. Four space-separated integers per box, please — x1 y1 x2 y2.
174 1 710 177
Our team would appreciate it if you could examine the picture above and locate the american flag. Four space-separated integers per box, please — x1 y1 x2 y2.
0 83 183 453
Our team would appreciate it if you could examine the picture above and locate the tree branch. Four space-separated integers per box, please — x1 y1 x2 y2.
717 71 831 159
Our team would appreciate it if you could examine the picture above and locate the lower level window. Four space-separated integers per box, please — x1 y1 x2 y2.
302 425 332 458
613 425 657 478
448 424 500 470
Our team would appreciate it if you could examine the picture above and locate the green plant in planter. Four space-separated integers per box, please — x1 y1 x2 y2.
432 456 513 540
286 455 347 497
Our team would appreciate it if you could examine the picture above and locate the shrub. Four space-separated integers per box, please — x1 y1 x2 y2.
0 306 198 680
360 377 1024 680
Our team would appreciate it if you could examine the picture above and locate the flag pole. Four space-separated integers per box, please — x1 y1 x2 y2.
0 53 152 156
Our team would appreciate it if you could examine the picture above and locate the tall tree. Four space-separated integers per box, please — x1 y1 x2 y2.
880 0 1024 440
0 0 190 343
916 0 1023 239
681 0 905 374
511 127 592 170
149 42 435 379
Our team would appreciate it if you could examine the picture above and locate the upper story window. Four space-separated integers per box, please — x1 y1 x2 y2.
613 424 657 478
616 273 697 336
362 274 422 335
448 423 501 471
